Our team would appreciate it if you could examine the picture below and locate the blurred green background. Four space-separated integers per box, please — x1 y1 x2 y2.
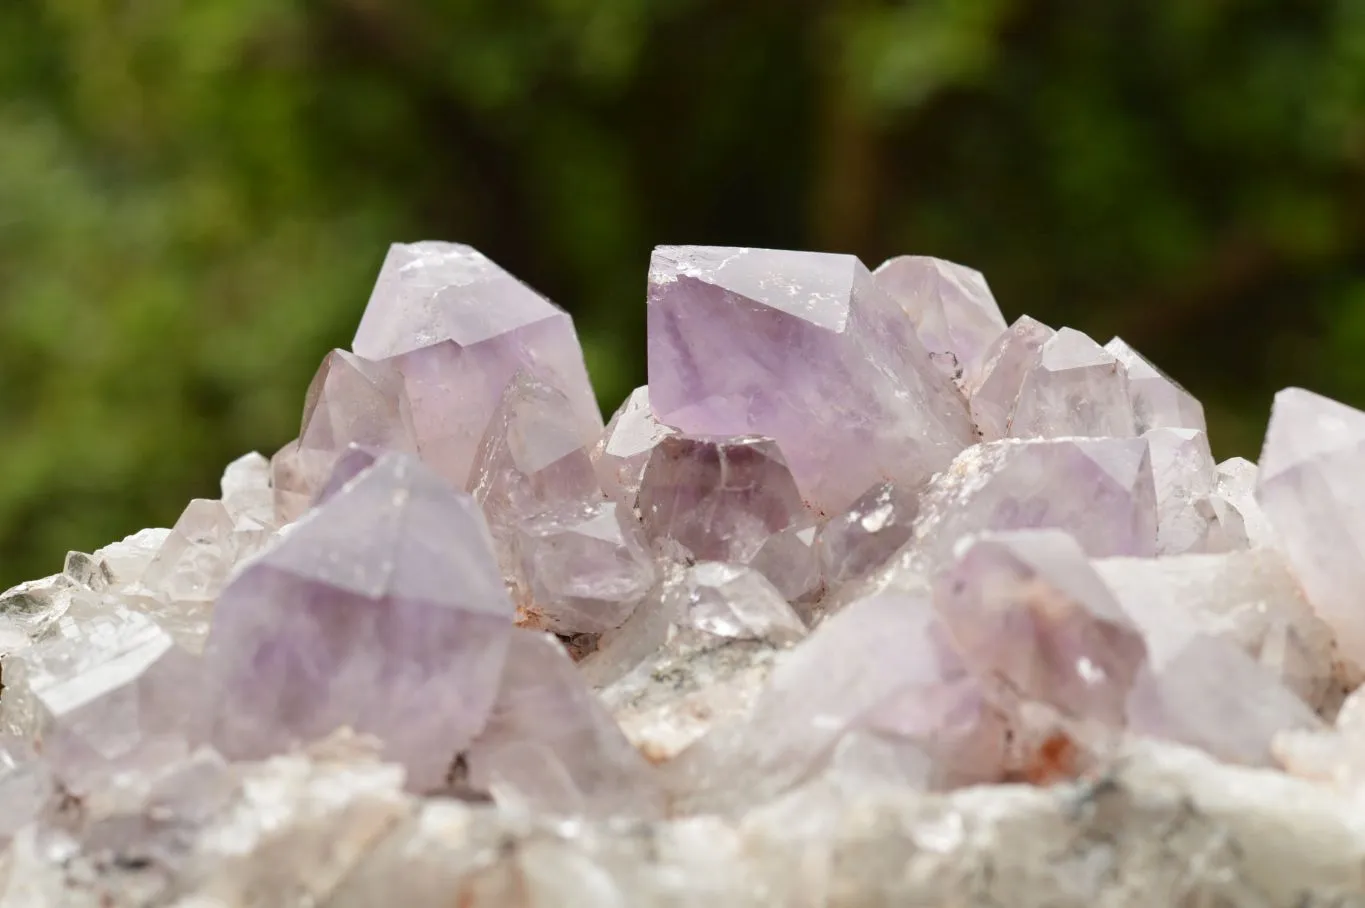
2 0 1364 587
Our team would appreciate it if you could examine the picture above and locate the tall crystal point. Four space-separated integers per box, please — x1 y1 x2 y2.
1106 336 1206 433
1009 328 1137 439
202 452 515 791
871 255 1008 381
1256 388 1365 667
647 246 975 515
352 242 602 487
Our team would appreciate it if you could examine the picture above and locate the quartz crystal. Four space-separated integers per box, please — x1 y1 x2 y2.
1256 387 1365 667
747 519 822 603
202 452 515 791
664 561 807 644
933 530 1148 726
816 480 917 586
912 437 1160 563
966 314 1055 440
469 371 602 533
0 606 201 790
0 736 49 845
1144 427 1221 555
1009 327 1137 439
465 629 663 817
592 385 678 507
352 242 602 487
1094 548 1339 711
638 434 809 563
666 590 1005 812
1214 456 1277 546
511 500 656 634
871 255 1008 381
270 349 416 522
647 245 975 514
1106 336 1207 433
1126 635 1322 766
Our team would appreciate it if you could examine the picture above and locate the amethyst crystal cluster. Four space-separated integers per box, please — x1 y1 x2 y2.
4 242 1365 906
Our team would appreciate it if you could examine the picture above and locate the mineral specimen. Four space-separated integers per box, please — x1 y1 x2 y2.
4 241 1365 906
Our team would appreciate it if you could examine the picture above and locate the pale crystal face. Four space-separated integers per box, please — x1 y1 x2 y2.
817 480 918 585
202 452 515 791
647 245 974 514
638 434 809 564
871 255 1008 381
1106 336 1207 434
1256 388 1365 668
592 385 678 508
352 242 602 488
933 530 1148 726
967 314 1055 441
1009 328 1137 439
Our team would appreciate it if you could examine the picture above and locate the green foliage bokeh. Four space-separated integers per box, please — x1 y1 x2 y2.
2 0 1364 586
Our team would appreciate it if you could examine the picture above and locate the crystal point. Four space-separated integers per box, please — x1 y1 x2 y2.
1256 388 1365 667
647 245 974 514
352 242 602 486
592 385 678 508
871 255 1007 381
1106 336 1206 433
203 452 514 790
817 480 918 585
1009 328 1136 439
967 314 1055 441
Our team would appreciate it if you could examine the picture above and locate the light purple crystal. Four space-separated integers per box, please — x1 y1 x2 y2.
469 372 602 532
512 500 656 634
748 520 822 603
966 315 1055 441
203 452 514 791
647 246 975 515
0 736 50 845
913 437 1160 562
871 255 1008 381
271 349 416 523
1255 388 1365 667
465 629 662 818
1127 635 1322 766
1144 428 1219 555
638 434 809 563
592 385 678 508
312 444 383 507
352 242 602 487
933 530 1148 725
1106 336 1206 433
1008 328 1137 439
663 562 807 645
817 480 918 586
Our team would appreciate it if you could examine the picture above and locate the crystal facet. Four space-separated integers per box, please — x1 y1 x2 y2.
933 530 1148 725
203 452 515 791
592 385 678 508
1256 388 1365 667
817 480 918 586
647 245 975 514
352 242 602 487
1106 336 1207 433
871 255 1008 381
638 434 808 563
966 314 1055 441
1008 327 1137 439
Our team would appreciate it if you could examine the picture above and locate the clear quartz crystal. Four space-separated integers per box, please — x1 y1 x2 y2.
592 385 678 508
1008 328 1137 439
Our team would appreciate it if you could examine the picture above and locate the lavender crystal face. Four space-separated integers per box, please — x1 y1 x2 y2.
934 530 1148 725
914 437 1160 562
817 480 918 586
966 314 1055 441
1256 388 1365 668
352 242 603 487
1106 336 1206 433
271 349 417 522
202 452 515 791
1008 328 1137 439
647 246 975 515
512 500 656 634
638 434 809 563
465 629 663 818
871 255 1008 381
592 385 678 508
662 561 807 645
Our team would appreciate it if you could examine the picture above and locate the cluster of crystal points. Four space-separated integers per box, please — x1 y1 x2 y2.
6 243 1365 905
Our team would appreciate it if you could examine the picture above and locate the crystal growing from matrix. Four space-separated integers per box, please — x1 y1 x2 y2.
202 452 514 791
10 239 1365 904
647 246 975 514
352 242 602 487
